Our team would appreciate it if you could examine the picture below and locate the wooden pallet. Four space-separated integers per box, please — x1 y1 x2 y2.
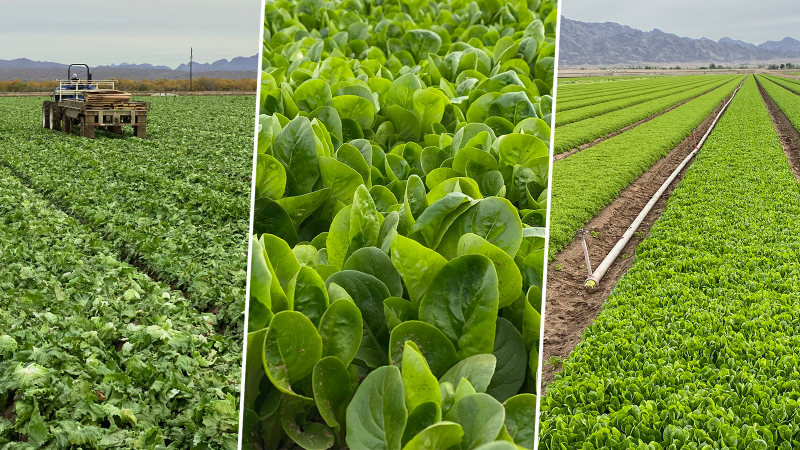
83 90 147 109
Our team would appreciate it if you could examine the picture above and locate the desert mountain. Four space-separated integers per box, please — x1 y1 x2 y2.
559 17 800 67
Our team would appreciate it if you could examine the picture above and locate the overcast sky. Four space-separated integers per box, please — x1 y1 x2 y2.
0 0 261 68
562 0 800 44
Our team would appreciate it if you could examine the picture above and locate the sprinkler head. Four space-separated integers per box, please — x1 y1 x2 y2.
584 276 599 291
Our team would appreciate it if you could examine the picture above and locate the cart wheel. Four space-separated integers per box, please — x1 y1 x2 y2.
81 117 95 139
111 125 122 134
134 124 147 139
42 103 50 129
51 107 62 131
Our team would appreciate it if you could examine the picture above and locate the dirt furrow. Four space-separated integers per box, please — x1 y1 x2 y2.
541 87 738 389
756 77 800 183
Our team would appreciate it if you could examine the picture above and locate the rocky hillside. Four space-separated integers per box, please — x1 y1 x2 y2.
559 17 800 67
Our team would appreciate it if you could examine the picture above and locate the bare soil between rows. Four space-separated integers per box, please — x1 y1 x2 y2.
554 82 728 161
757 78 800 182
541 88 738 390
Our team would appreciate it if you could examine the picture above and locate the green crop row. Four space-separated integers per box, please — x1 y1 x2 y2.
555 77 723 126
0 167 240 449
555 76 700 110
548 76 743 255
555 76 683 101
0 97 253 327
758 75 800 131
558 75 659 87
553 75 738 154
243 0 556 448
762 74 800 92
540 76 800 450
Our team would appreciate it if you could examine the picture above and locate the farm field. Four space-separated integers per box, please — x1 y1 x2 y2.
553 74 738 153
540 75 800 449
243 0 557 449
548 75 743 254
0 95 254 448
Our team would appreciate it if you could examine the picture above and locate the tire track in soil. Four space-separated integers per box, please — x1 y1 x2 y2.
756 76 800 183
554 80 733 161
541 86 740 390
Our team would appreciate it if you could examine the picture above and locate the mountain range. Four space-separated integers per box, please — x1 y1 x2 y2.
0 55 258 81
559 18 800 67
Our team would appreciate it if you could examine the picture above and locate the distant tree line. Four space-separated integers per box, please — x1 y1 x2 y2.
0 77 257 93
766 63 795 70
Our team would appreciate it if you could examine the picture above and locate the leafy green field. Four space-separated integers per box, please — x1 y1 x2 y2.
244 0 556 448
0 95 253 448
556 76 698 110
553 75 737 154
555 76 717 125
541 77 800 449
548 76 742 255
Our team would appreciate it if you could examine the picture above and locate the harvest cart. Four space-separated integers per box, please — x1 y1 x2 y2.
42 64 151 139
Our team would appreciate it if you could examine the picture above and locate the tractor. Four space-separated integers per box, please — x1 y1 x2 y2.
42 64 151 139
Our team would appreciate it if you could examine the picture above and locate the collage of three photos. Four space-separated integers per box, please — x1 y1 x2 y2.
1 0 799 449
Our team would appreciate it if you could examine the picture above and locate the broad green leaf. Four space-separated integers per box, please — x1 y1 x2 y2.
252 198 299 247
313 356 354 429
243 328 272 416
344 247 404 298
457 233 522 308
497 133 548 168
318 56 355 85
485 318 527 403
445 393 505 450
413 89 446 134
326 271 391 368
438 197 523 260
402 422 464 450
293 79 333 113
255 154 286 200
286 265 329 326
402 30 443 62
408 193 472 249
386 105 422 142
274 188 331 229
488 92 536 125
386 73 423 110
263 311 322 398
401 403 443 448
513 117 551 145
333 95 375 130
401 341 442 412
281 395 335 450
346 366 407 450
319 156 363 205
349 185 381 257
503 394 537 449
319 298 363 366
326 204 351 270
389 232 448 308
440 354 497 393
418 255 499 359
384 297 418 332
273 116 319 194
389 321 458 378
337 143 372 187
249 236 273 331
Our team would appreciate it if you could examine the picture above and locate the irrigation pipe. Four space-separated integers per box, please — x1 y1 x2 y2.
584 76 747 290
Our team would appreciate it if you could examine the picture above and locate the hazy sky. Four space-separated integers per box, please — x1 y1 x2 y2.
0 0 262 67
562 0 800 44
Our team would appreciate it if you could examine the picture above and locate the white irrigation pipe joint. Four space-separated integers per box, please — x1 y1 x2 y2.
584 77 747 291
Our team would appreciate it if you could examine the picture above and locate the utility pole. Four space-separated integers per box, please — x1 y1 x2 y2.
190 48 193 90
